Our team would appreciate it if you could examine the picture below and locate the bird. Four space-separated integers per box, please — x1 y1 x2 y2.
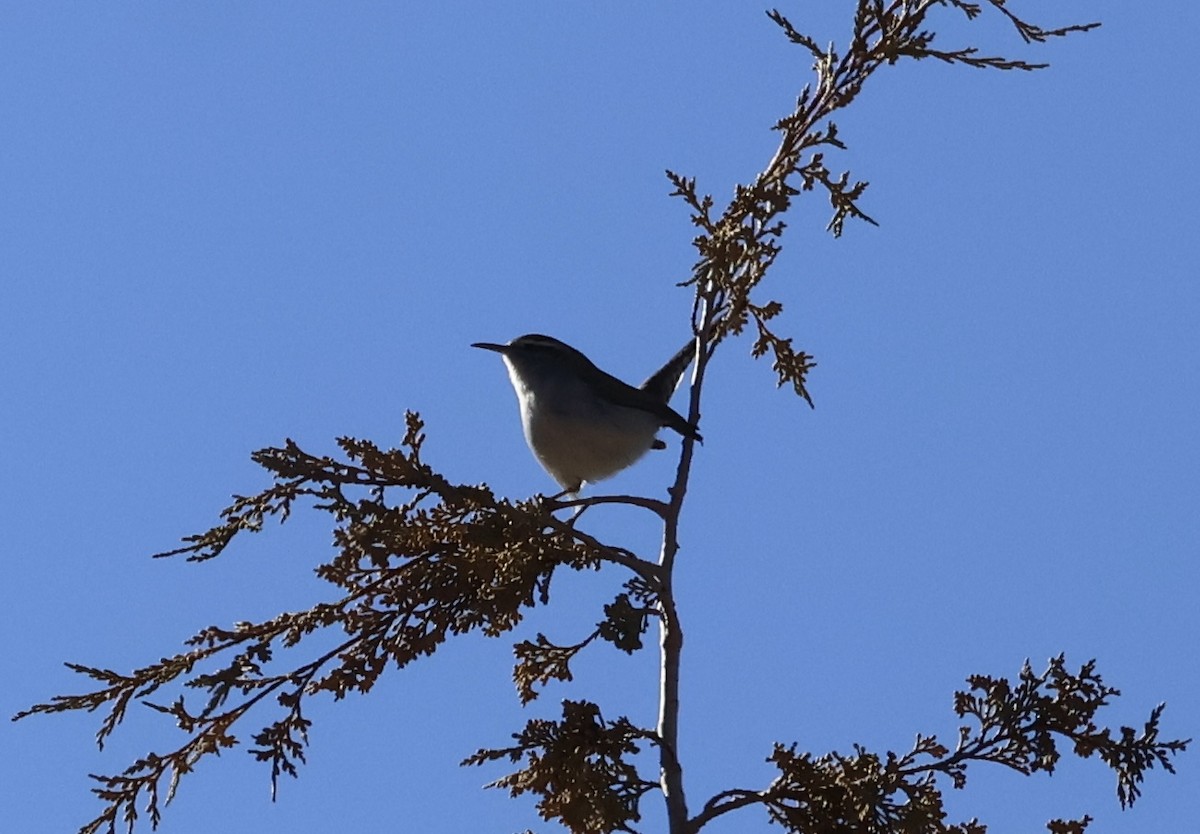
472 334 701 495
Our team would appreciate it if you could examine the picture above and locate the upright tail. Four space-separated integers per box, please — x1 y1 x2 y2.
641 340 702 442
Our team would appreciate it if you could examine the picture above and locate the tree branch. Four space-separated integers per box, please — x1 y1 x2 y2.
547 493 671 520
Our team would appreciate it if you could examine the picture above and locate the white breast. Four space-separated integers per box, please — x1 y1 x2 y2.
504 359 661 491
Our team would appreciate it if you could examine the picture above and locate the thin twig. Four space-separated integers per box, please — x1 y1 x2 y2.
547 493 670 519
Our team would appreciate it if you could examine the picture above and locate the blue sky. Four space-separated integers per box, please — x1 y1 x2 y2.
3 2 1196 832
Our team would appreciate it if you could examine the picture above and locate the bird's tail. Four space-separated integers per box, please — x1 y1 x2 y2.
640 340 697 403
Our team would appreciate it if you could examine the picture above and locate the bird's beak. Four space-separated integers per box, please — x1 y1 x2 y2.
471 342 508 353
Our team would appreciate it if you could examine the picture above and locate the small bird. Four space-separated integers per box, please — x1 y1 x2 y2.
472 334 701 495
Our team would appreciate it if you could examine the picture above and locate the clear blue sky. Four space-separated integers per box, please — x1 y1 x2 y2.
3 3 1196 832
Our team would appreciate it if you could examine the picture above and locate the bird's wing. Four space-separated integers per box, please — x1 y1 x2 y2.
585 344 701 441
603 373 701 441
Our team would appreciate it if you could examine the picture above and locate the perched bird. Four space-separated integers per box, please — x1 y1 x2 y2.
472 334 701 494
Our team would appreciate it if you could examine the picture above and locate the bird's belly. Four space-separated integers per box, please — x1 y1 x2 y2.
522 398 659 489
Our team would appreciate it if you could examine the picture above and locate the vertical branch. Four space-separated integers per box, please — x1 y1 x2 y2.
656 581 688 834
651 7 870 827
657 283 719 834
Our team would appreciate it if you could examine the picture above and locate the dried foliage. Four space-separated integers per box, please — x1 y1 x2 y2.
14 4 1187 834
463 700 657 834
691 657 1187 833
674 2 1098 406
15 413 658 834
